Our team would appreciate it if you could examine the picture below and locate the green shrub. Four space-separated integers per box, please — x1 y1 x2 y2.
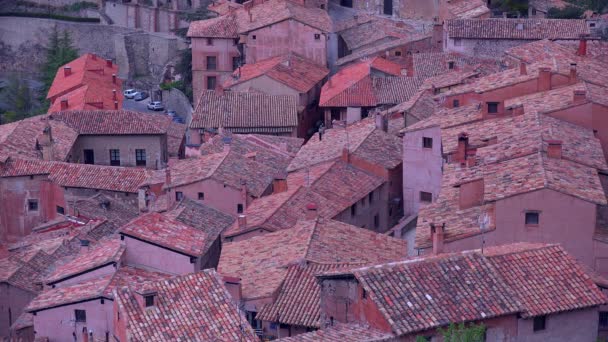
0 12 100 22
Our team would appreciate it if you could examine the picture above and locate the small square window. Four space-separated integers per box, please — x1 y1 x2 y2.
448 61 455 70
206 56 217 70
56 206 65 215
110 149 120 166
420 192 433 203
198 192 204 200
374 214 379 228
525 212 539 225
368 192 373 203
487 102 499 114
395 51 402 56
251 35 256 40
75 309 86 323
533 315 546 332
590 22 597 28
135 149 146 167
237 204 244 214
175 192 183 201
206 38 213 46
145 295 155 307
207 76 217 90
599 312 608 328
453 99 460 108
28 199 38 211
350 204 357 216
314 33 321 40
320 3 325 9
422 137 433 149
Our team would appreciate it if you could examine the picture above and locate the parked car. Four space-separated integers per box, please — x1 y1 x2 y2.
166 110 176 117
123 89 137 99
134 92 149 101
147 101 164 111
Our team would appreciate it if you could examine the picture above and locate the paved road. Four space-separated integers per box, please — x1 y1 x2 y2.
121 97 161 114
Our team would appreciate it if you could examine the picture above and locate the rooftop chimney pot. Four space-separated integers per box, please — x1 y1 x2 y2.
112 74 117 84
431 223 445 255
238 214 247 229
64 66 72 77
577 35 588 56
305 202 318 220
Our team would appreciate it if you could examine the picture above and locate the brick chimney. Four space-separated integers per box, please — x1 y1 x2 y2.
577 35 588 56
519 62 527 76
405 55 414 77
305 202 318 220
547 140 562 159
569 63 578 83
537 67 551 92
64 66 72 77
112 74 117 84
112 89 117 100
60 99 69 110
374 112 388 132
222 276 242 302
456 133 468 163
238 214 247 229
341 147 349 163
430 223 445 255
106 59 113 67
39 124 54 161
573 89 586 104
114 101 119 110
273 177 288 194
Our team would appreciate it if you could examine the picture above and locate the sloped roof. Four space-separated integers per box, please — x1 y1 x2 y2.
446 0 490 19
339 17 413 51
70 193 140 241
446 19 590 40
48 81 123 113
277 323 394 341
115 270 258 342
223 53 329 93
50 110 175 135
0 257 43 293
187 14 239 38
235 0 332 33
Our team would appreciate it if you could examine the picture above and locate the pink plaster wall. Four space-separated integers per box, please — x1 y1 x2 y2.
403 126 443 217
32 298 113 342
516 307 599 341
0 284 36 338
167 178 249 216
191 37 240 104
122 236 198 275
332 184 391 232
50 264 119 289
244 20 327 66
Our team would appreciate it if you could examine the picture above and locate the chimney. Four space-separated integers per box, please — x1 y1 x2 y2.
430 223 445 255
165 168 171 187
305 202 318 220
466 150 477 167
341 147 349 163
112 89 117 100
238 214 247 229
40 125 54 161
396 22 404 28
577 35 588 56
374 113 388 132
63 66 72 77
573 89 586 104
547 140 562 159
222 276 242 302
569 63 578 83
511 104 524 116
537 67 551 92
60 99 69 110
216 85 225 95
106 59 113 67
272 177 288 194
519 62 527 76
114 101 118 110
138 188 149 212
456 133 468 163
112 74 117 84
248 9 253 22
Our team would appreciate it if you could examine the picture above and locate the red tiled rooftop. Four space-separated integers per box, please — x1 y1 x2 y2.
277 323 395 341
114 270 258 342
223 53 329 93
235 0 331 33
120 212 208 257
187 13 239 38
339 17 414 51
446 0 490 18
50 110 175 135
446 19 590 40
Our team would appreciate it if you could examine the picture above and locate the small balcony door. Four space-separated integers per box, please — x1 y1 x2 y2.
83 149 95 164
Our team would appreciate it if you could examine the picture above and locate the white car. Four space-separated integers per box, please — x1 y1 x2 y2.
147 101 164 111
123 89 138 99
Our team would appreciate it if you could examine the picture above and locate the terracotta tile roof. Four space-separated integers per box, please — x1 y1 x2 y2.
166 150 276 197
50 110 174 135
421 70 480 90
235 0 332 33
373 77 423 104
69 194 140 241
219 218 406 300
288 118 402 172
46 239 124 285
335 33 430 66
257 262 362 328
0 257 43 293
208 0 242 15
224 53 329 93
11 312 33 331
339 17 414 51
48 81 123 113
166 121 187 158
505 39 575 64
192 90 298 133
341 244 605 336
277 323 395 341
27 266 169 313
224 160 385 236
446 0 490 19
120 212 208 257
446 19 590 40
114 270 258 342
187 14 239 38
46 53 121 102
386 90 438 122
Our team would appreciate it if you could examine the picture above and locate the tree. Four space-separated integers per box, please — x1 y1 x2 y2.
438 322 486 342
547 5 584 18
39 26 79 111
1 74 35 123
175 48 194 102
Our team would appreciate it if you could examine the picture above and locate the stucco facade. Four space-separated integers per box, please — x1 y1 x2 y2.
191 37 240 105
102 0 189 33
121 235 202 275
0 284 36 339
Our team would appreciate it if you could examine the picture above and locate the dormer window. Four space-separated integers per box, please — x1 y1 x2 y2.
145 294 155 307
448 61 455 70
487 102 499 114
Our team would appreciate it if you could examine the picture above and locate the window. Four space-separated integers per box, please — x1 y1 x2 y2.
350 204 357 216
422 137 433 149
56 206 65 215
145 295 155 307
320 4 325 9
362 288 367 299
206 56 217 70
237 204 244 214
420 191 433 203
232 56 240 71
135 149 146 167
251 35 256 40
395 51 402 56
590 22 597 28
206 38 213 46
198 192 205 200
75 310 86 323
487 102 499 114
206 76 217 90
374 214 379 229
368 192 373 203
454 39 462 47
525 212 539 225
599 312 608 329
110 149 120 166
314 33 321 40
28 199 38 211
533 315 546 332
83 149 94 164
531 7 537 15
453 99 460 108
448 61 455 70
175 191 183 201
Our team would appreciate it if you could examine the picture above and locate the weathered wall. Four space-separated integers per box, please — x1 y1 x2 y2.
49 263 119 288
102 1 189 32
332 184 390 232
516 307 599 342
122 235 198 275
191 37 240 104
167 178 247 216
0 284 36 339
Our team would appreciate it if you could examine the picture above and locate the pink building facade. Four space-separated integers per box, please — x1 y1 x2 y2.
191 36 240 105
